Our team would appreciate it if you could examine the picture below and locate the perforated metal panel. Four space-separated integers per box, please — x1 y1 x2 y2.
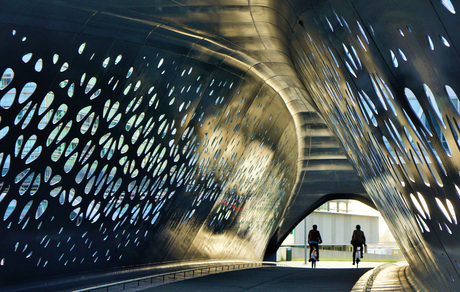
0 18 298 286
291 0 460 290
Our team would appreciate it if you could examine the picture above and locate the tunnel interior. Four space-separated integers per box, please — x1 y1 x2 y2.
1 1 460 291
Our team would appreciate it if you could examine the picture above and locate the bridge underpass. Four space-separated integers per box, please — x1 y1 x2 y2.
1 0 460 291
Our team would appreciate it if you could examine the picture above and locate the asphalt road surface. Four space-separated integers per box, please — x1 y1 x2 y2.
140 266 371 292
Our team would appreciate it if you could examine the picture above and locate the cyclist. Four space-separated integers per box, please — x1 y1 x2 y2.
350 224 366 265
308 224 323 261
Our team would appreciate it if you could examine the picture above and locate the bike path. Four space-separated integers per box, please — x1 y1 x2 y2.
138 266 371 292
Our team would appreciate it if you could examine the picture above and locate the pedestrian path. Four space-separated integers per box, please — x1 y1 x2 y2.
350 261 414 292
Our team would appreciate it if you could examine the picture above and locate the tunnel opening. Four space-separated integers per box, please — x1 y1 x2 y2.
276 199 402 264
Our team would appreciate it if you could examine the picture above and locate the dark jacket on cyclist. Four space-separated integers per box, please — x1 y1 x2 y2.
351 229 365 245
308 229 322 244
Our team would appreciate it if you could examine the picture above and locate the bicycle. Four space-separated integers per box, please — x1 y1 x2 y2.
356 247 361 268
309 247 317 268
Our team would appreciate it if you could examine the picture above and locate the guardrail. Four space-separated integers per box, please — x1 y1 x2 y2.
76 261 277 292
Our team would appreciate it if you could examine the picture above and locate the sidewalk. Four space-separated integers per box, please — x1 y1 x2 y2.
280 260 415 291
350 261 414 292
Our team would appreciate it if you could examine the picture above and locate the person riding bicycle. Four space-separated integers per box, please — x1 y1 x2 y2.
308 224 322 261
351 224 366 265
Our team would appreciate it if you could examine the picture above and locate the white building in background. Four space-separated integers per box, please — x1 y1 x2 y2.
280 200 403 261
287 200 379 247
296 208 379 246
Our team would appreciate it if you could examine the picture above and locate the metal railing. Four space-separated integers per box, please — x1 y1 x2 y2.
75 262 277 292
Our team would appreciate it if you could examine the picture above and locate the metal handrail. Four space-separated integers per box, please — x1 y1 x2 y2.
75 261 277 292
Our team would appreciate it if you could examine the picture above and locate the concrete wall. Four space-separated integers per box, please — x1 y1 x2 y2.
293 212 379 245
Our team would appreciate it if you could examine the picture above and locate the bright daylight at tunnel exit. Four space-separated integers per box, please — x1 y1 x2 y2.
0 0 460 291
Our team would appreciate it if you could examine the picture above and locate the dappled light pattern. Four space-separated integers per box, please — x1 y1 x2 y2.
0 26 296 284
292 0 460 290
